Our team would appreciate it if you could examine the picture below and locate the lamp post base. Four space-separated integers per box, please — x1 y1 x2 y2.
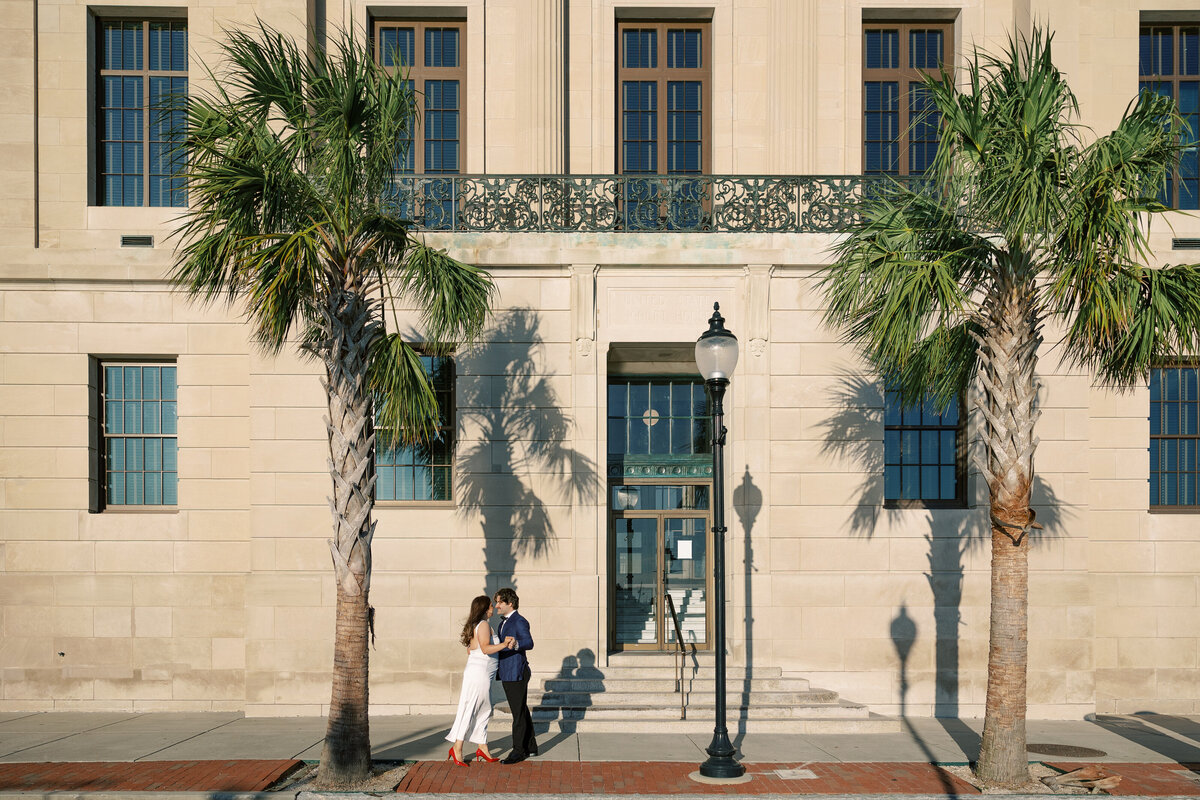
698 731 746 779
689 769 753 785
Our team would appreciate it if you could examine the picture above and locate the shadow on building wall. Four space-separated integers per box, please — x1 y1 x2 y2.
535 648 606 747
890 602 960 797
455 308 596 594
732 466 762 749
820 372 1064 748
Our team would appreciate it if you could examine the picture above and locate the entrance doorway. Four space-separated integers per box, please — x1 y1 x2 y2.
609 482 712 651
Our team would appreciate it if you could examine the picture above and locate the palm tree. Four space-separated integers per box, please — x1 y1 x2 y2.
169 23 494 786
822 28 1200 787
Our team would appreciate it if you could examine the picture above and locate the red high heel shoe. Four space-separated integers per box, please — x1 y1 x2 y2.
448 746 467 766
475 748 499 763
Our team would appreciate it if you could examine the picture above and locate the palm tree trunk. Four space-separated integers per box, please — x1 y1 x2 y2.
974 262 1041 788
315 290 377 786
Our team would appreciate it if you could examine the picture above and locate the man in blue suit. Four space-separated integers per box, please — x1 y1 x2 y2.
494 587 537 763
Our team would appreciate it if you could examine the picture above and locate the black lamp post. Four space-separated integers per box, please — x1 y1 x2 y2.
695 302 745 780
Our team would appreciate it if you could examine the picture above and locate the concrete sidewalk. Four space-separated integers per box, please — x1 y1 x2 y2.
0 712 1197 798
1 711 1199 764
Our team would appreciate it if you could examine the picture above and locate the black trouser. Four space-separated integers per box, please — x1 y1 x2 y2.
502 667 537 756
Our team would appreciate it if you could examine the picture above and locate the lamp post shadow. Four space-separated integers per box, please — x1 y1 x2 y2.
818 371 1066 762
731 465 762 752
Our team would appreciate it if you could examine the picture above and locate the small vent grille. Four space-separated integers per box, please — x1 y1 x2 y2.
1172 237 1200 249
120 235 154 248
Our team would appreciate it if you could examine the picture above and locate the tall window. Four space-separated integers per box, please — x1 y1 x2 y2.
607 378 709 458
617 21 711 175
374 21 464 175
863 22 951 176
1150 365 1200 508
102 362 178 507
376 355 454 502
884 390 964 506
1140 24 1199 209
97 19 188 206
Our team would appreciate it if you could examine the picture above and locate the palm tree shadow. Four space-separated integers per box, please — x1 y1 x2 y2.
455 308 597 593
818 371 1067 749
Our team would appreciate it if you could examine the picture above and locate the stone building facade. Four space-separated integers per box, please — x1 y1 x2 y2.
0 0 1197 721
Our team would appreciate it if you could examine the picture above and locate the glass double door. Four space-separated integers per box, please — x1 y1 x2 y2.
609 483 712 651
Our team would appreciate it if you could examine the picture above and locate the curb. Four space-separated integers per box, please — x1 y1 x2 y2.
0 794 278 800
2 793 1199 800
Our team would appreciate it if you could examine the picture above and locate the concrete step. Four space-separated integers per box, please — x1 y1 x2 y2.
540 676 808 692
511 713 902 734
531 688 839 706
498 698 871 721
606 652 718 667
518 655 896 735
584 665 783 679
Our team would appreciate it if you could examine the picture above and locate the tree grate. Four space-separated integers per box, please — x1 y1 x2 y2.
1027 743 1108 757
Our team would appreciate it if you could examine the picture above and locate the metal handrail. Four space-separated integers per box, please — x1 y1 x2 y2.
665 592 687 720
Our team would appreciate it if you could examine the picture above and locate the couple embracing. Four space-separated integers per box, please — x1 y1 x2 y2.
445 587 539 766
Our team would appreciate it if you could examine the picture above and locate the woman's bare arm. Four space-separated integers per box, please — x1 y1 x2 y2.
476 622 512 654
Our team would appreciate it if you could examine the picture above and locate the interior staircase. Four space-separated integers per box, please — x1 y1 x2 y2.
495 650 899 734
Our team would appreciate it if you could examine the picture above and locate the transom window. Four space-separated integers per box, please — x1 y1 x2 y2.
1150 365 1200 508
102 362 178 507
376 355 454 502
96 19 188 206
1139 24 1200 209
374 21 464 175
884 390 964 506
607 378 710 458
863 22 951 176
617 21 711 175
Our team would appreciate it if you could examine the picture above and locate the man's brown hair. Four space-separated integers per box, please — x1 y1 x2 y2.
494 587 519 610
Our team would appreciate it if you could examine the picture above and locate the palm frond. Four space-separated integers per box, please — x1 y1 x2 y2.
883 321 982 413
398 244 496 352
926 27 1078 249
219 23 312 133
1070 264 1200 385
1048 90 1186 315
822 184 990 372
368 333 442 448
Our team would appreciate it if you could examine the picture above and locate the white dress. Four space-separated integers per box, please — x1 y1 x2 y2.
446 623 500 744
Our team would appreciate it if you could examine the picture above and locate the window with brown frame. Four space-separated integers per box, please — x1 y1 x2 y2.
616 21 711 176
862 22 951 176
96 18 188 206
1140 24 1200 209
373 20 465 175
375 354 454 503
1150 364 1200 509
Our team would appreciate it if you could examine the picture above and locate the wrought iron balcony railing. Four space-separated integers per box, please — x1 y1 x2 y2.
389 174 890 233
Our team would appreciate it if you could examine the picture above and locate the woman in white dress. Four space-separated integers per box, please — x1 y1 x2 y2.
446 595 514 765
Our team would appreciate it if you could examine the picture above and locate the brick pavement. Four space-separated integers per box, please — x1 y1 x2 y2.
1046 763 1200 796
395 761 983 795
0 759 303 792
0 758 1196 795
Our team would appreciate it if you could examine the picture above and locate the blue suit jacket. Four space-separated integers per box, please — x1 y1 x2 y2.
495 611 533 682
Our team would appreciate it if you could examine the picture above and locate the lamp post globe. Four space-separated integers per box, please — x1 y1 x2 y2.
695 302 745 780
695 304 739 381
